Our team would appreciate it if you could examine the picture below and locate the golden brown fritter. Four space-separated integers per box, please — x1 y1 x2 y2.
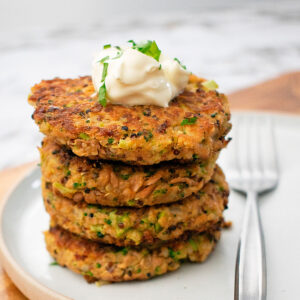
40 138 218 207
45 225 220 282
29 75 231 165
43 165 228 246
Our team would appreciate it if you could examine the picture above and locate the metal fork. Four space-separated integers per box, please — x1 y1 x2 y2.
227 115 279 300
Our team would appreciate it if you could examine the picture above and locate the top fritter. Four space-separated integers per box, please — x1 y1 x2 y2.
29 75 231 165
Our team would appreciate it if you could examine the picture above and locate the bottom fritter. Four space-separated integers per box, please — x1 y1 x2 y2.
45 226 221 283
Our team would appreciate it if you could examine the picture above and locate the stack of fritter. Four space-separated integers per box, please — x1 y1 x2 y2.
29 75 231 283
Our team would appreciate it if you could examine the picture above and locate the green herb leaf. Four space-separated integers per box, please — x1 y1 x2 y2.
97 231 104 238
50 261 59 266
98 56 109 63
174 58 187 70
85 271 94 277
73 182 81 188
180 116 197 125
128 40 136 46
101 62 108 82
154 223 162 233
107 137 114 144
153 188 167 195
168 248 176 259
96 263 101 268
188 238 198 251
186 170 192 177
105 219 112 225
168 248 181 260
79 133 90 140
121 248 128 255
103 44 111 49
144 131 153 142
120 174 131 180
133 40 161 61
127 199 135 206
98 84 107 107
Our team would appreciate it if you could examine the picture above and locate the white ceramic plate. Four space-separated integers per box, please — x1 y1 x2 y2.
0 112 299 300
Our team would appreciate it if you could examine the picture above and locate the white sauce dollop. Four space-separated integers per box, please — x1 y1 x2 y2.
92 45 189 107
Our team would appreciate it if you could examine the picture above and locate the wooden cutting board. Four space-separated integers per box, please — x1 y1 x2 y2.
0 71 299 300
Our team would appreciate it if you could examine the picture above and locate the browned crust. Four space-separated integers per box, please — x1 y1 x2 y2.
45 225 221 282
40 137 219 206
29 75 231 165
43 165 228 246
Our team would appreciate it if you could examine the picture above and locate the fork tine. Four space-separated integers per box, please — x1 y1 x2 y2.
227 114 278 193
238 116 251 180
248 115 263 187
260 117 279 182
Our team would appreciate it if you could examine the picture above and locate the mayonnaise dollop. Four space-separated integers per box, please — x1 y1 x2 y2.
92 44 189 107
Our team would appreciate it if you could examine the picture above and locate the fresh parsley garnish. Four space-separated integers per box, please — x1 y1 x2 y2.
120 174 131 180
98 84 107 107
107 137 114 144
181 117 197 125
128 40 137 46
85 271 94 277
168 248 176 259
101 62 108 82
79 133 90 140
98 56 109 63
144 131 153 142
131 40 161 62
73 182 83 188
105 219 112 225
174 58 187 70
97 231 104 238
121 248 128 255
50 261 59 266
154 188 167 195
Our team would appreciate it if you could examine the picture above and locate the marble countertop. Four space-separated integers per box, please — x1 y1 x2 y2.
1 1 300 170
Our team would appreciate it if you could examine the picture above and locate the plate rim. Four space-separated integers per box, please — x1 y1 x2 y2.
0 110 299 300
0 166 71 300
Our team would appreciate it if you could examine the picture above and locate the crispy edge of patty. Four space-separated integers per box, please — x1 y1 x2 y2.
43 165 228 246
29 75 231 165
40 137 219 207
45 225 221 282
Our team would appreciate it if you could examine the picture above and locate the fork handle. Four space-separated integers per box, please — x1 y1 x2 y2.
234 190 267 300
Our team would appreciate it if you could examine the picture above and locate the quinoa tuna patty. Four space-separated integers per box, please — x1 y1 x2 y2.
29 75 231 165
40 138 219 207
43 165 228 246
45 225 220 282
